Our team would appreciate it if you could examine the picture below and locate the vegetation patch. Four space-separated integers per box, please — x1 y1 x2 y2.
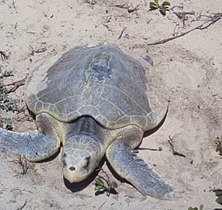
188 205 204 210
94 169 118 196
0 67 19 129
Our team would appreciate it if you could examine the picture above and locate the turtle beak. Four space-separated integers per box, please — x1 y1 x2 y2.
62 152 91 183
63 166 88 183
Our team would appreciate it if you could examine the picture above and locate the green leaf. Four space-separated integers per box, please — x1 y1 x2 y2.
109 181 118 189
154 0 159 4
163 5 170 11
200 204 204 210
162 1 170 7
149 2 158 10
160 8 166 16
216 195 222 205
95 185 104 192
95 177 104 186
215 189 222 196
187 208 201 210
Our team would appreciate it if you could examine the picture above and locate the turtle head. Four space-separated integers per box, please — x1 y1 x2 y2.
62 134 103 183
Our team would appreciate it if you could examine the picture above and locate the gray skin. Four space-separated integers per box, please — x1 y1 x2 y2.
0 44 174 199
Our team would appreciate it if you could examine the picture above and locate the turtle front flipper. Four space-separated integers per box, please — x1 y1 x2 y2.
0 113 61 161
0 128 60 161
106 140 175 200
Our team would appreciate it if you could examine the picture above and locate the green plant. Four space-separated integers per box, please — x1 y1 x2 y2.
0 68 18 112
0 68 19 129
0 65 13 79
94 169 118 196
214 189 222 205
216 136 222 156
0 70 13 78
0 118 13 130
0 83 18 112
149 0 171 16
188 204 204 210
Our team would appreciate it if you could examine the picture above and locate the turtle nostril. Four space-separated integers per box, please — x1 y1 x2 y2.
69 166 76 171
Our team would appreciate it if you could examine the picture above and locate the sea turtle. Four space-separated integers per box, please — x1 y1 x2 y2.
0 44 174 199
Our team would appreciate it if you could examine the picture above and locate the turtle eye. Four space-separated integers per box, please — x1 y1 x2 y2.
62 153 67 166
83 156 91 170
63 160 67 167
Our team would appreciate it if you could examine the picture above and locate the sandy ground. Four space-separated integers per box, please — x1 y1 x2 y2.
0 0 222 209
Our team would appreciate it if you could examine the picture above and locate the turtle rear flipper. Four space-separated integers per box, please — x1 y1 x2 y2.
0 128 60 161
106 140 175 200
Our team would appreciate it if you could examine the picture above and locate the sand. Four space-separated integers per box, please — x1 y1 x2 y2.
0 0 222 209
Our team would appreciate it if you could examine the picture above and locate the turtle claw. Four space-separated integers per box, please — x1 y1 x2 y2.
106 140 175 200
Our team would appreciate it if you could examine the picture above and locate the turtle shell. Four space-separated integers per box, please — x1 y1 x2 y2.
26 44 155 130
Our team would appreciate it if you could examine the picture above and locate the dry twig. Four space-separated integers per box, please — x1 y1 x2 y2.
115 4 140 13
138 147 162 151
11 156 29 175
17 200 28 210
102 24 113 32
0 51 9 61
5 75 27 94
168 136 186 157
30 45 47 55
98 201 107 210
133 13 222 48
118 27 127 39
146 13 222 46
174 11 195 26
